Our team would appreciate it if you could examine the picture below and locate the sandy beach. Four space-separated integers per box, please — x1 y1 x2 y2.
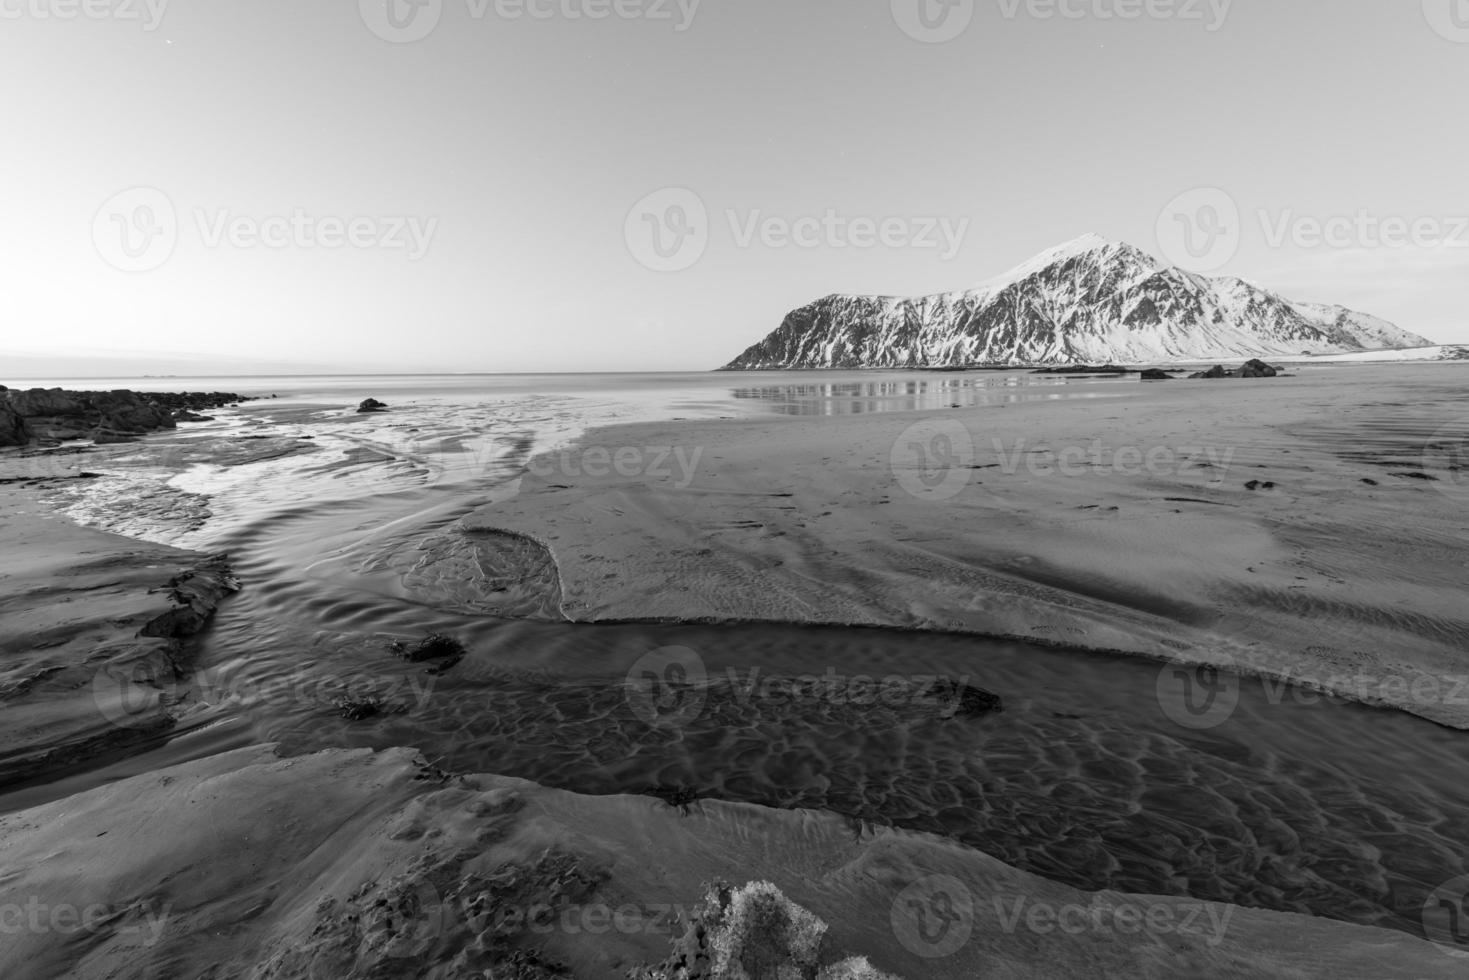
471 364 1469 728
3 367 1469 978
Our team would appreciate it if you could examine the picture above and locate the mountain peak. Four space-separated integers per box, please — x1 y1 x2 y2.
977 234 1159 292
721 234 1433 370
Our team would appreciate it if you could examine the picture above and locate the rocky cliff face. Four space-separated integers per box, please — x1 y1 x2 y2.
721 235 1435 369
0 388 250 448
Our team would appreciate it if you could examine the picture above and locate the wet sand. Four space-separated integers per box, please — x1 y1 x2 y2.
468 364 1469 728
4 367 1469 978
2 743 1463 980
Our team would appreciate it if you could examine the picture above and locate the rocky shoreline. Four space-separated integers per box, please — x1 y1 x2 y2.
0 386 255 448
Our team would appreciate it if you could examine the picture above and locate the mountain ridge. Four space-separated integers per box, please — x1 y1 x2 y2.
720 235 1435 370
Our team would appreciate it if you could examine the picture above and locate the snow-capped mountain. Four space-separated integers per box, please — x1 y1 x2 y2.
720 234 1435 369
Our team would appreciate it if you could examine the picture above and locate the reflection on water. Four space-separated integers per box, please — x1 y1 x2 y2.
731 373 1129 416
17 370 1133 421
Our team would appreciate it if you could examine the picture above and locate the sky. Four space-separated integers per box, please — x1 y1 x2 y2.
1 0 1466 375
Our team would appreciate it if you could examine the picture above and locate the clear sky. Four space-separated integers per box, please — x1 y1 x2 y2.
2 0 1465 374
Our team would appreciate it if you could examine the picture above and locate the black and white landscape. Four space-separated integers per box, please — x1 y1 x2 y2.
3 5 1469 980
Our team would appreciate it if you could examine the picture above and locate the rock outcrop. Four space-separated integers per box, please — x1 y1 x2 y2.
1188 360 1282 380
0 388 251 447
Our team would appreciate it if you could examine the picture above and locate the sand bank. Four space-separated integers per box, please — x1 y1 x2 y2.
0 744 1461 980
466 364 1469 728
0 477 236 790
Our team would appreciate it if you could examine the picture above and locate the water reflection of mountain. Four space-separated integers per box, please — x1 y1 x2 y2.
729 376 1123 417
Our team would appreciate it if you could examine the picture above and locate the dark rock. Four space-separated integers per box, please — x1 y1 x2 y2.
1244 481 1277 491
173 411 215 423
954 684 1004 716
1240 359 1280 379
7 388 85 417
91 429 138 445
1140 369 1172 381
334 697 385 722
357 398 389 414
1032 365 1130 375
0 403 26 447
391 633 467 663
1190 365 1230 380
139 556 240 640
0 388 248 448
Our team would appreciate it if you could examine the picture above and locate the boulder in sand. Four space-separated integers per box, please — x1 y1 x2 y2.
357 398 389 414
1240 359 1280 378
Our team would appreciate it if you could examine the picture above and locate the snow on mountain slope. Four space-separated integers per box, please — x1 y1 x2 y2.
721 235 1436 369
